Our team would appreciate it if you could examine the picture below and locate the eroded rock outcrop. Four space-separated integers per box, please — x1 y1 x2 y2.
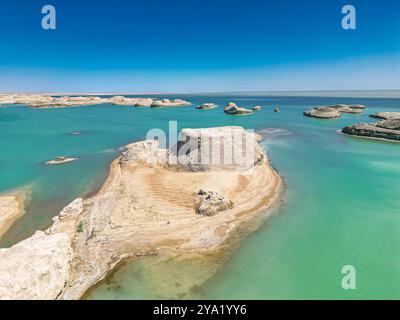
45 156 79 165
1 126 281 300
0 231 73 300
151 99 191 108
0 94 192 109
112 97 154 107
304 104 365 119
369 112 400 120
342 117 400 142
59 126 280 299
196 103 217 110
0 194 25 240
224 102 253 115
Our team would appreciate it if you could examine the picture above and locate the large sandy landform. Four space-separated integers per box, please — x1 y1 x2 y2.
0 126 282 300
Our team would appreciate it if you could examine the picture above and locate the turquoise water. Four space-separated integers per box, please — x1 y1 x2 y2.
1 95 400 299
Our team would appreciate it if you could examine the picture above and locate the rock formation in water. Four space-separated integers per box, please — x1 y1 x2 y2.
304 104 365 119
369 112 400 120
196 103 217 110
0 126 281 299
0 194 25 240
151 99 191 108
342 115 400 142
45 156 79 165
224 102 253 115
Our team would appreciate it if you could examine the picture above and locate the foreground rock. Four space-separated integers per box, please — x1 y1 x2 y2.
342 118 400 142
304 104 365 119
196 103 217 110
0 194 25 240
45 156 79 165
0 231 73 300
224 102 253 115
195 190 234 216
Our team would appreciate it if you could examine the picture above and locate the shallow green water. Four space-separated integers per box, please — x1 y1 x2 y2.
1 95 400 299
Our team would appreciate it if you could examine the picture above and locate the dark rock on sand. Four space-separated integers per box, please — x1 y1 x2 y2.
195 189 234 216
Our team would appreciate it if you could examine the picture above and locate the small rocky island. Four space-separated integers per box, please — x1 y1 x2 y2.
304 104 365 119
45 156 79 165
224 102 253 115
342 112 400 142
0 126 281 300
196 103 217 110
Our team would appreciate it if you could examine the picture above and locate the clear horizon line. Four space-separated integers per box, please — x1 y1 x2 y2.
1 89 399 95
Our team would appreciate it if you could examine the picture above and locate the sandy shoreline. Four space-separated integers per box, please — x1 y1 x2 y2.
0 191 28 240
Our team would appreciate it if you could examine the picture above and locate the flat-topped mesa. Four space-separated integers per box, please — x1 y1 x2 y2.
224 102 253 115
29 96 109 108
304 104 365 119
369 112 400 120
195 189 234 216
196 103 217 110
151 99 191 108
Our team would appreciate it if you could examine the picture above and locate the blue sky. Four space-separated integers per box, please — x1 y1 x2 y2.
0 0 399 92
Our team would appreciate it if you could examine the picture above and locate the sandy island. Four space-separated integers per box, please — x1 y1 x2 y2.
0 126 282 300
